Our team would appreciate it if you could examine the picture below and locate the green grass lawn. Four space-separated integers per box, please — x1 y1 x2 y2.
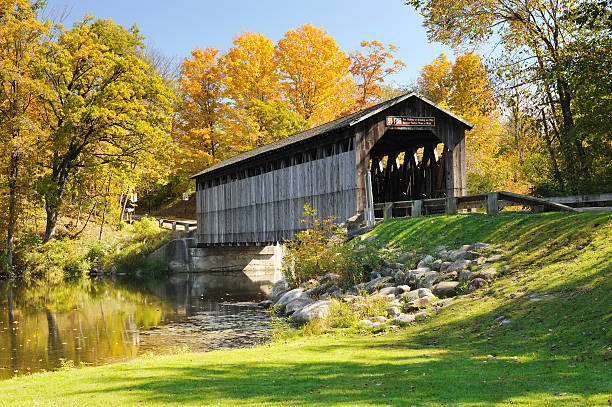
1 212 611 406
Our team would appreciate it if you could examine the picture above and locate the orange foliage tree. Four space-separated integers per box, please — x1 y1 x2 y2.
177 47 230 173
350 41 406 108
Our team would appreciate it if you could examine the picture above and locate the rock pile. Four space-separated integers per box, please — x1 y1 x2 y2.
261 242 508 328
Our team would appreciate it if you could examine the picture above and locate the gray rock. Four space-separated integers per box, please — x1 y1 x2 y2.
386 306 401 317
434 245 448 253
393 313 416 324
403 296 432 311
269 279 288 302
459 270 475 280
431 259 442 271
463 251 481 260
404 268 432 285
381 268 394 277
439 261 453 272
439 250 450 261
285 296 314 315
293 300 332 323
394 271 406 285
415 311 432 320
469 242 491 251
466 278 488 293
460 244 471 251
480 267 498 281
449 250 466 261
447 259 471 273
395 285 411 295
258 300 274 309
486 254 506 263
276 288 305 306
370 271 382 280
365 276 394 293
438 271 458 281
370 316 387 323
417 255 435 268
417 288 435 298
421 272 441 288
319 273 341 284
400 289 420 302
348 283 365 294
433 281 461 298
378 286 396 296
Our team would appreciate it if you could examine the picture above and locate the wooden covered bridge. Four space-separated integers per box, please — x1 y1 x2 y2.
192 93 472 246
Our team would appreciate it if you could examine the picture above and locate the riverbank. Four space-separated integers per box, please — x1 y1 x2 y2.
8 216 171 281
1 212 610 406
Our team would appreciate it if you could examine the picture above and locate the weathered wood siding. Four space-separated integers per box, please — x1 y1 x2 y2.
197 150 357 244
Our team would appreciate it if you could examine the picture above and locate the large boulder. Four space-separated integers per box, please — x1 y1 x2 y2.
466 278 488 293
449 250 467 261
469 242 491 251
378 286 397 296
439 261 453 272
395 285 411 295
393 313 416 325
269 279 288 302
276 288 305 307
318 273 341 285
431 259 443 271
447 259 471 273
433 281 461 298
462 251 481 260
293 300 332 323
403 296 432 312
459 270 475 280
480 267 498 281
417 255 435 269
285 296 314 315
386 306 401 317
365 276 394 293
421 272 441 288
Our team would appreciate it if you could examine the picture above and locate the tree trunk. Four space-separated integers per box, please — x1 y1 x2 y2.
6 154 18 271
44 203 59 243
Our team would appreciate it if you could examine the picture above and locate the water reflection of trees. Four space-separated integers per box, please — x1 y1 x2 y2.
0 278 170 379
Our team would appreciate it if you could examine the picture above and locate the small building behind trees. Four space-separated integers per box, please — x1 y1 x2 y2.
192 93 472 245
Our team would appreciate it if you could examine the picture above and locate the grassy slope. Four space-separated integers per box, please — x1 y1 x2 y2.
0 212 610 406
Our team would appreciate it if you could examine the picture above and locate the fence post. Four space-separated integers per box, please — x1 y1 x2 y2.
412 200 423 218
446 197 457 215
172 221 177 232
487 193 499 214
384 202 394 220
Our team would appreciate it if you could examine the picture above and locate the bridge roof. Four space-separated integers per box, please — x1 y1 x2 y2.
191 93 472 179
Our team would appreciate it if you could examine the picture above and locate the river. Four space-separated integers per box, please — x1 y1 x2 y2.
0 274 272 380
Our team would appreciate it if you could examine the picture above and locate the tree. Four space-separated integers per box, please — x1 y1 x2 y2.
350 40 406 108
416 53 452 106
36 17 173 242
0 0 48 269
222 31 278 106
406 0 612 193
176 47 230 175
275 23 356 126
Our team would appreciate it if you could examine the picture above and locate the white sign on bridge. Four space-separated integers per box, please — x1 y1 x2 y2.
386 116 435 127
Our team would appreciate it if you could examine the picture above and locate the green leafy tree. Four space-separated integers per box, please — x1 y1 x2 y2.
36 17 173 242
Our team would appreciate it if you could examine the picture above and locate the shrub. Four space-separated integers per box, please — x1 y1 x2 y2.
282 204 345 287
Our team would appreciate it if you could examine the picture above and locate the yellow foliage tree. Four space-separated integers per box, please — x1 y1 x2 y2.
275 23 356 126
417 52 527 193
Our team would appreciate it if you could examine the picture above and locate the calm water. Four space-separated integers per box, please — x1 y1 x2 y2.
0 274 271 380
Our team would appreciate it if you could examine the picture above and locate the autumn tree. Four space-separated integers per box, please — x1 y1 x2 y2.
177 47 230 174
350 41 406 108
0 0 48 269
275 23 356 126
406 0 612 193
36 17 173 242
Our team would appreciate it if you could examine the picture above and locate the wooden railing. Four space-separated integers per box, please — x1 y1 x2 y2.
373 191 578 220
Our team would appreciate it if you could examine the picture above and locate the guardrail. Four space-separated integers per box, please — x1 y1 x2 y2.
373 191 578 220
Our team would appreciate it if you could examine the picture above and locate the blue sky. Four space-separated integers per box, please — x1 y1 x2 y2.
45 0 455 86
